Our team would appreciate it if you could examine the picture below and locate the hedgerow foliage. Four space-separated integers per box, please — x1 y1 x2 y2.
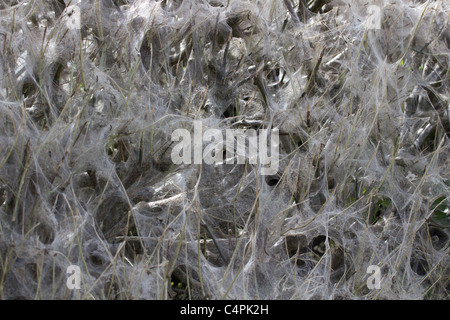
0 0 448 299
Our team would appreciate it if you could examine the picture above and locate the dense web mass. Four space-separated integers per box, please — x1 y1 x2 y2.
0 0 448 299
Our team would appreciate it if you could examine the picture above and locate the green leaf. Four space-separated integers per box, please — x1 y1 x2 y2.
377 198 390 208
431 196 448 221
